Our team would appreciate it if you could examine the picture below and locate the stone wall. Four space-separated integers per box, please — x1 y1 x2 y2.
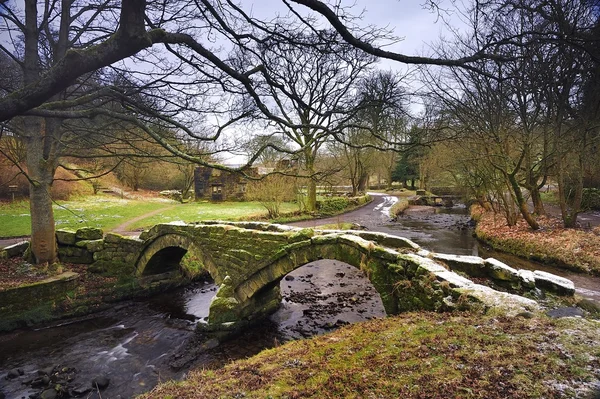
55 228 143 276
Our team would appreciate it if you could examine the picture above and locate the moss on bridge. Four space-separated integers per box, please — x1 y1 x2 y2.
31 220 573 336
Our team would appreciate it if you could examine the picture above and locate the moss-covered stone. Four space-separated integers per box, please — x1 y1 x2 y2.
4 241 29 257
0 272 79 330
288 228 315 243
104 232 128 244
58 246 93 264
56 229 77 245
75 227 103 240
42 221 551 336
209 276 242 325
433 254 486 277
484 258 519 282
75 239 104 252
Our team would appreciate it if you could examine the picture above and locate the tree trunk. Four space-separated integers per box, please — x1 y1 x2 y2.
507 174 540 230
357 172 368 193
530 187 546 216
386 169 393 190
29 179 58 264
304 155 317 212
557 156 583 228
25 128 58 264
307 179 317 212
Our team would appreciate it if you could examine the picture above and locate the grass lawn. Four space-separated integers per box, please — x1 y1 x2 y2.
0 196 174 237
0 197 301 237
127 201 299 230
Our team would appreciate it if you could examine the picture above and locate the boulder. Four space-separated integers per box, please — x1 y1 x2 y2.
3 241 29 258
92 375 110 390
533 270 575 296
40 388 57 399
433 254 486 277
6 368 20 379
484 258 519 282
517 270 536 289
547 307 584 318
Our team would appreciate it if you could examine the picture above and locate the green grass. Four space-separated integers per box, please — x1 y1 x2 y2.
139 311 600 399
0 197 301 237
540 190 559 205
0 196 173 237
127 201 299 230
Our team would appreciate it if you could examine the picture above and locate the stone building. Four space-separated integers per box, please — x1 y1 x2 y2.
194 159 299 201
194 167 252 201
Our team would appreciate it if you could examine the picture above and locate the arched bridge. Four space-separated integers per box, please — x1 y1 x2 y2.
60 221 574 334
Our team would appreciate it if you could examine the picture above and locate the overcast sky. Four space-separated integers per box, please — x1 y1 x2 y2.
220 0 463 164
245 0 462 67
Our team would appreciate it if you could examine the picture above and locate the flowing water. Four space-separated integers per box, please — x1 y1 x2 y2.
0 261 385 399
386 205 600 303
1 201 599 398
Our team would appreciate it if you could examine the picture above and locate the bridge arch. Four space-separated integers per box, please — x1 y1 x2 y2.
135 233 219 281
234 239 402 315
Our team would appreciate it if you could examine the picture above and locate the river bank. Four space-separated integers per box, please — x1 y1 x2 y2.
140 310 600 399
473 207 600 276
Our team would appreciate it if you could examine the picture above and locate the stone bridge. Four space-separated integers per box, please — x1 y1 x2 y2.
53 222 574 334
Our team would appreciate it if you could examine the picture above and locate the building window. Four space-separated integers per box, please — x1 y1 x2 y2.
212 185 222 194
239 183 246 193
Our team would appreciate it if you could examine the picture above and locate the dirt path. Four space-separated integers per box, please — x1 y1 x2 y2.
111 205 178 234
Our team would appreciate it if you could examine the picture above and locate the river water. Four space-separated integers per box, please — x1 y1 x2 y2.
1 200 598 398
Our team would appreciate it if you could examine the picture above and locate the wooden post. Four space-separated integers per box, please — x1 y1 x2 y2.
8 185 18 201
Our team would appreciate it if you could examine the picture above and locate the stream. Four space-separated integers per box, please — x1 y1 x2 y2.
1 200 599 398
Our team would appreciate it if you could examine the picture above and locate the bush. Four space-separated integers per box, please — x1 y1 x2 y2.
51 169 93 200
246 175 296 218
316 197 349 215
0 162 92 201
581 188 600 210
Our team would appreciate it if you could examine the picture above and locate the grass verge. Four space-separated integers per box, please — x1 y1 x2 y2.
139 311 600 399
474 208 600 275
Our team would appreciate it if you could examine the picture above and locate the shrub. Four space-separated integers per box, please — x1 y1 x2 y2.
51 169 93 200
316 197 349 215
581 188 600 210
246 175 296 218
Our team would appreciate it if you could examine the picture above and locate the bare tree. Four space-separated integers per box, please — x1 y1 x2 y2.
249 31 375 211
3 0 596 263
